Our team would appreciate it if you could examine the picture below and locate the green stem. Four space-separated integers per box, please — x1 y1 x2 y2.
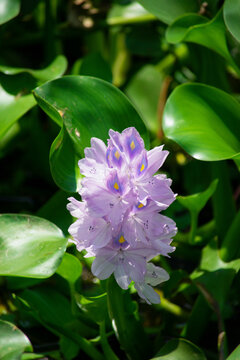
189 210 198 245
154 293 189 319
107 14 157 26
99 321 119 360
174 220 216 245
107 276 151 360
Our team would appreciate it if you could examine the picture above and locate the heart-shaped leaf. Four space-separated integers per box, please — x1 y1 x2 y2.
163 83 240 167
33 75 148 192
0 320 32 360
166 10 239 74
0 214 67 278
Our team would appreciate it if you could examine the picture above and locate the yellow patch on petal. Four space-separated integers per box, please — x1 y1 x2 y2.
114 182 119 190
119 235 126 243
130 140 135 150
138 203 144 208
140 163 145 172
115 150 120 160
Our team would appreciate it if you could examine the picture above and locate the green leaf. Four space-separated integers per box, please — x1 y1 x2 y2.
177 179 218 244
191 239 240 308
178 179 218 214
126 65 163 133
151 338 207 360
181 295 212 343
136 0 198 25
56 253 82 284
49 126 82 190
0 86 36 139
0 214 67 278
0 320 32 360
0 0 20 25
0 55 67 84
166 10 239 74
163 83 240 166
107 2 155 26
33 75 148 192
227 345 240 360
75 293 108 324
224 0 240 43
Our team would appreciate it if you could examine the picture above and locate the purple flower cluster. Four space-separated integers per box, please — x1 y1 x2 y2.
67 127 177 304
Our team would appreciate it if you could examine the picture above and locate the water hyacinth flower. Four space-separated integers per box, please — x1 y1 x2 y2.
67 127 177 304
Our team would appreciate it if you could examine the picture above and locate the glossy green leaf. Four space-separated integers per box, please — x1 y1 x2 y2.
136 0 198 25
227 345 240 360
0 214 67 278
0 55 67 83
49 126 82 190
163 83 240 166
0 320 32 360
56 253 82 284
0 86 36 139
177 179 218 244
166 10 239 74
224 0 240 43
126 65 163 133
0 0 20 25
151 338 207 360
33 75 148 192
107 2 155 26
